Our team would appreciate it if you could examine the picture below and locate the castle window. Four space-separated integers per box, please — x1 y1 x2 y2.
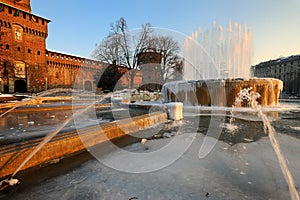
42 19 44 25
37 50 41 55
36 18 39 23
14 26 23 41
5 44 9 49
17 47 21 51
23 12 26 19
9 8 12 14
28 49 31 53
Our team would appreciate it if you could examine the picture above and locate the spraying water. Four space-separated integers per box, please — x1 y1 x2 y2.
232 87 299 200
184 21 252 80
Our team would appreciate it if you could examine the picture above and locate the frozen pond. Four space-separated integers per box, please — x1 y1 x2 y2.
0 102 150 145
3 101 300 200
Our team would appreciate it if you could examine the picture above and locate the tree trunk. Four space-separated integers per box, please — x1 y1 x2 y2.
130 69 137 89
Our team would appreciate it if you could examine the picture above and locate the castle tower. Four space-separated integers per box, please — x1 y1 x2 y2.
0 0 50 92
1 0 31 12
137 48 162 91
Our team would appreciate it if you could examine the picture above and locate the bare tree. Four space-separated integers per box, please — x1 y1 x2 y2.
149 35 183 84
165 54 183 81
92 17 153 88
92 34 121 65
92 18 183 90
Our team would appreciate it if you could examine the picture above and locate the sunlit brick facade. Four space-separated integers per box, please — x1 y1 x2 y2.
0 0 141 93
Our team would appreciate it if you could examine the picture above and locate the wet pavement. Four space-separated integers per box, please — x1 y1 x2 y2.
1 101 300 200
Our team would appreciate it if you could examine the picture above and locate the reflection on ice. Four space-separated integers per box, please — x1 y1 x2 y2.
8 117 300 200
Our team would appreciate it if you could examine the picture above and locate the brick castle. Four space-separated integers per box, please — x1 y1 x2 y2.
0 0 147 93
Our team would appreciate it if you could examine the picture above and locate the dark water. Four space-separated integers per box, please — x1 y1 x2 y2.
2 101 300 200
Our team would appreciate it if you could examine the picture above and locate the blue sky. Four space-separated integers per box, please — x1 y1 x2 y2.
31 0 300 65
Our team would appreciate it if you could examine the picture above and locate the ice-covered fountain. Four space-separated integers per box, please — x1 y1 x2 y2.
0 23 299 200
162 78 283 107
161 21 298 200
162 21 283 107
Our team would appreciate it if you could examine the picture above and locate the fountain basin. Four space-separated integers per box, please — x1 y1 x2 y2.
0 111 167 178
162 78 283 107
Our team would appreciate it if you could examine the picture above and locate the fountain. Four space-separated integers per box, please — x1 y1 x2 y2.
184 21 252 80
0 92 110 185
231 87 299 200
162 78 283 107
0 87 168 184
161 21 298 200
163 21 282 107
0 24 299 200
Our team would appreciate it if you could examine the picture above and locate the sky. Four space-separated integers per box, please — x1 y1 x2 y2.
31 0 300 65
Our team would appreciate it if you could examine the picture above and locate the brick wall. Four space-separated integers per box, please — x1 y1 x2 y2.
1 0 31 13
0 1 49 92
0 1 143 93
46 50 103 91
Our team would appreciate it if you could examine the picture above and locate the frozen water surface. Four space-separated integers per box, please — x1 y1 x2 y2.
3 101 300 200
